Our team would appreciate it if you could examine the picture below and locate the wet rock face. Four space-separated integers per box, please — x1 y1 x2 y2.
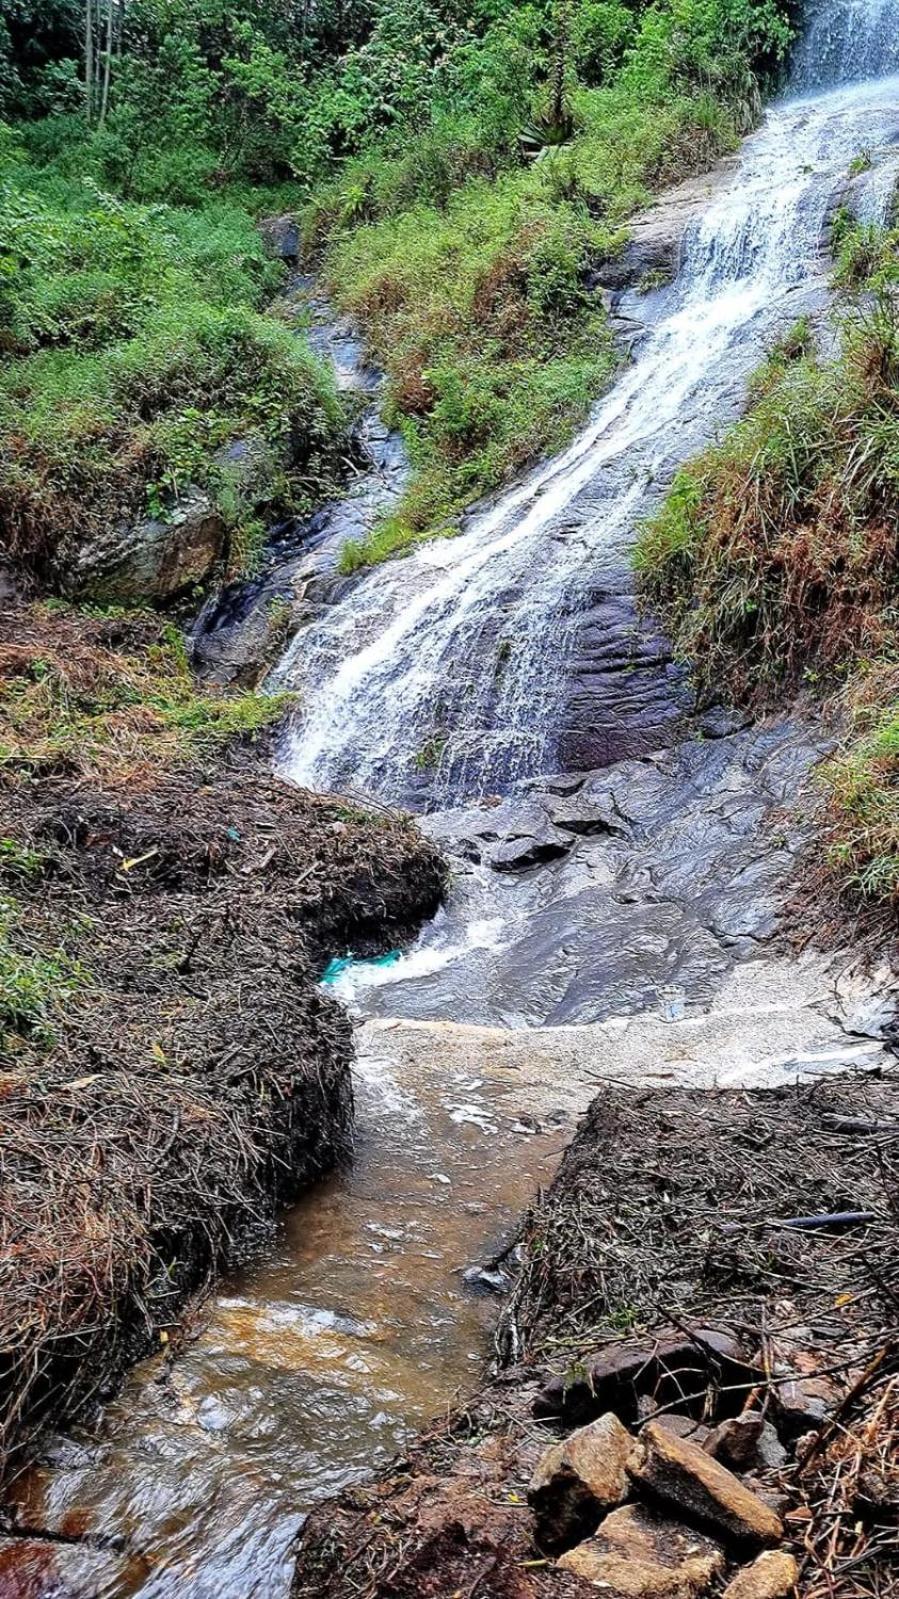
64 489 226 605
365 717 830 1028
558 588 691 771
191 283 408 686
590 157 741 296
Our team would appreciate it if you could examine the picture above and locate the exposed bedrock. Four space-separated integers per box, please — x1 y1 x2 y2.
345 716 849 1030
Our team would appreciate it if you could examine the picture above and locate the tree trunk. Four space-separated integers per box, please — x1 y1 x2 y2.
99 0 114 126
85 0 94 124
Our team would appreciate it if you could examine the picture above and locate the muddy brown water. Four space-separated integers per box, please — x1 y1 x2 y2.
3 1020 585 1598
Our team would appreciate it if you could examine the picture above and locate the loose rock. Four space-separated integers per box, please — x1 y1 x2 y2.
722 1550 798 1599
558 1502 725 1597
529 1412 634 1550
705 1414 765 1467
774 1372 840 1435
629 1421 784 1547
536 1327 755 1425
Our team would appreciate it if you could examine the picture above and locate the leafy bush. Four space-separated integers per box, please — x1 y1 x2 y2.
0 147 346 584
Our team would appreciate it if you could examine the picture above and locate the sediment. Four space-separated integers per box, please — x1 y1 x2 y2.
0 602 446 1473
292 1075 899 1599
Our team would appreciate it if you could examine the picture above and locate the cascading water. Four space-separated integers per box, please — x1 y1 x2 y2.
11 12 899 1599
791 0 899 89
276 5 899 805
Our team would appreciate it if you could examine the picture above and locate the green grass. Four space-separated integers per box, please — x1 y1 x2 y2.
0 890 88 1052
635 224 899 914
634 293 899 700
319 87 742 570
0 130 348 595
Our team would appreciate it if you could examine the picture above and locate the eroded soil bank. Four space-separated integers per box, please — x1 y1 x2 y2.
0 600 446 1476
293 1075 899 1599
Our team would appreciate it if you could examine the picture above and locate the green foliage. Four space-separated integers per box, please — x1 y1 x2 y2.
325 79 751 566
636 224 899 913
0 0 795 580
0 144 346 582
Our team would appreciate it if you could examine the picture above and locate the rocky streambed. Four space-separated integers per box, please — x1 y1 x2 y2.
294 1076 899 1599
6 59 899 1599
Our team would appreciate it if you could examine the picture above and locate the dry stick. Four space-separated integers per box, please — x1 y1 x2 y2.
801 1343 894 1470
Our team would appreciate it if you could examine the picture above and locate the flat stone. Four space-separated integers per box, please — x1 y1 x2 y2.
529 1412 634 1550
629 1422 783 1547
536 1328 754 1426
722 1551 798 1599
558 1502 725 1596
487 828 571 872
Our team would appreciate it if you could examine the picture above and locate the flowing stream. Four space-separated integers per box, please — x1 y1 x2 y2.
6 9 899 1597
275 64 899 803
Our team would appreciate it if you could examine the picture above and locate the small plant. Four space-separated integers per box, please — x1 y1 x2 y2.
849 148 873 177
413 734 448 771
0 839 47 880
636 266 672 294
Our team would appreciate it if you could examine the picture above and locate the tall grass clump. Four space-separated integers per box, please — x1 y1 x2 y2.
636 222 899 918
635 291 899 701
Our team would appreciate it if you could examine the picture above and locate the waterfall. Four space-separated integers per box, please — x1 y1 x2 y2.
791 0 899 91
275 4 899 804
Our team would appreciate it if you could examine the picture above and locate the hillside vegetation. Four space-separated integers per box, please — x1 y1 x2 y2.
636 219 899 920
0 0 794 585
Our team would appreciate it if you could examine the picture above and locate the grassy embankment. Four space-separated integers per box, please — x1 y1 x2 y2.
311 42 787 572
635 214 899 920
0 127 348 597
0 600 446 1465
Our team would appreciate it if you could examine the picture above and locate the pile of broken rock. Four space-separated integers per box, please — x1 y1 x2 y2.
524 1318 847 1598
531 1406 794 1599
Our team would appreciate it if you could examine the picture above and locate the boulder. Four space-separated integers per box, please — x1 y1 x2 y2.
722 1551 798 1599
536 1327 755 1426
558 1503 725 1597
529 1412 634 1550
629 1422 783 1548
259 214 300 263
67 489 226 605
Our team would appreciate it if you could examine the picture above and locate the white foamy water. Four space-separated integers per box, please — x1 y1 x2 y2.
276 10 899 804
